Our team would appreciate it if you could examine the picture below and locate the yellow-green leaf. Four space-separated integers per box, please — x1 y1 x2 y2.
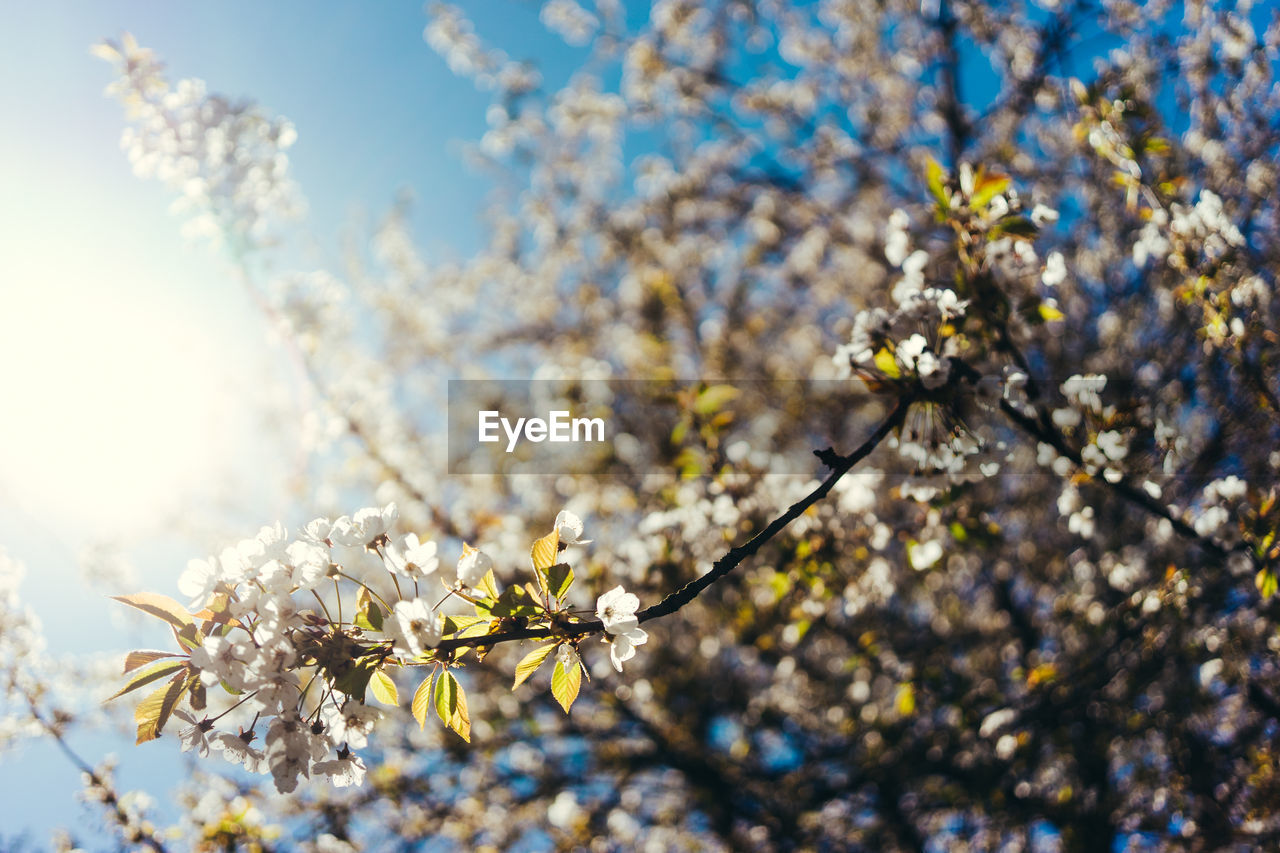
926 156 949 208
435 670 457 724
546 563 573 601
873 347 901 379
478 568 500 601
990 215 1038 240
111 593 194 630
1038 301 1065 322
551 659 581 714
354 599 383 632
443 614 490 637
970 169 1010 210
531 529 560 573
693 384 740 416
491 585 541 618
333 658 377 700
896 683 916 717
107 660 187 702
513 644 557 690
175 621 203 651
134 673 187 744
435 671 470 742
370 669 399 706
122 650 181 674
449 680 471 742
1257 569 1277 598
411 674 435 729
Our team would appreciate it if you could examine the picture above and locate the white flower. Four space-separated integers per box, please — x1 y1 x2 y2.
897 334 928 369
173 709 213 758
596 585 640 633
286 538 331 589
189 634 239 687
557 643 580 671
605 624 648 672
210 730 266 773
391 597 442 658
320 702 381 751
456 543 493 588
884 209 911 267
554 511 591 545
1031 204 1059 225
386 533 439 580
264 713 325 794
1042 251 1066 287
330 503 397 548
596 585 647 671
314 750 367 788
908 540 943 570
178 556 222 609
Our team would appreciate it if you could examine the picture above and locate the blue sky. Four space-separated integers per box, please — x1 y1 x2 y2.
0 2 589 845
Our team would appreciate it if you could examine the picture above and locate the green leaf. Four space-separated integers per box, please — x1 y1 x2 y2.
435 669 456 723
970 169 1010 210
333 658 377 701
111 593 194 630
896 683 916 716
990 215 1038 240
478 569 500 601
873 347 901 379
551 659 581 714
925 156 949 208
107 660 188 702
443 614 489 635
411 674 435 729
355 600 384 632
370 668 399 706
1038 301 1065 322
435 671 471 742
693 384 740 416
670 418 689 445
450 679 471 742
545 563 573 601
513 644 557 690
491 585 541 618
1257 569 1277 598
531 529 560 573
134 672 188 744
175 621 203 651
122 650 181 674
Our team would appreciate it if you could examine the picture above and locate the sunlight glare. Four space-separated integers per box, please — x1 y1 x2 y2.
0 256 238 536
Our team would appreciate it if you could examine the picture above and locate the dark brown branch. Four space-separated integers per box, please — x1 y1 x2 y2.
431 394 913 653
637 395 913 624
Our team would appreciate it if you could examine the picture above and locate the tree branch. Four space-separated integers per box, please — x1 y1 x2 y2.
431 394 913 653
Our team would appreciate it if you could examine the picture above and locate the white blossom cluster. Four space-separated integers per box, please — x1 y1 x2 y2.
425 3 541 93
832 286 967 391
168 503 475 793
1193 475 1248 544
93 34 303 251
0 553 49 748
123 505 646 793
1133 189 1245 269
540 0 600 46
